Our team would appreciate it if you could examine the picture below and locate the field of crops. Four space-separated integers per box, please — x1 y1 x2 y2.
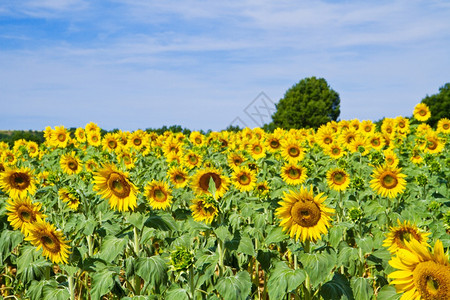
1 105 449 299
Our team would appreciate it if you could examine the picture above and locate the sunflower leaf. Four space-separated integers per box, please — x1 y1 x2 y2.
91 269 116 300
135 256 168 287
216 270 251 300
267 261 306 299
97 235 128 262
350 277 373 300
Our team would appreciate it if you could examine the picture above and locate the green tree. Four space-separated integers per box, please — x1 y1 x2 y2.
271 77 340 129
421 83 450 127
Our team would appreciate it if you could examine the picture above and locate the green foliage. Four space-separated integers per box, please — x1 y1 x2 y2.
271 76 340 129
421 82 450 127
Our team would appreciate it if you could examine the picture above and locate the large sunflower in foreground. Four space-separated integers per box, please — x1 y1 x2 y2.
326 168 350 191
370 164 407 199
275 186 334 242
0 167 37 198
93 164 137 212
6 196 46 235
383 220 431 254
25 220 71 264
144 180 173 210
413 103 431 122
388 239 450 299
191 167 230 198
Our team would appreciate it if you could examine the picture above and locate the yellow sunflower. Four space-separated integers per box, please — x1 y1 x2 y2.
87 131 102 147
93 164 138 212
74 127 87 143
280 163 307 185
381 118 396 136
1 149 17 166
281 138 304 163
0 167 37 198
85 159 99 173
58 187 81 211
102 133 121 152
383 149 399 168
368 133 385 151
422 133 445 154
324 142 346 160
167 165 189 188
50 126 70 148
26 141 40 158
128 130 147 151
383 220 431 254
437 118 450 134
255 181 270 198
182 150 202 169
189 131 205 147
360 120 375 135
227 151 246 168
370 165 407 199
144 180 173 210
275 186 334 242
117 150 136 169
232 165 257 192
388 239 450 299
410 148 423 165
191 167 230 198
248 139 266 160
25 220 71 264
60 152 82 175
190 197 218 224
316 126 335 149
413 103 431 122
6 196 46 235
326 168 350 191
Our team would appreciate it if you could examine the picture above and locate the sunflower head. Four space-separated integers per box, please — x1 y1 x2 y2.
413 103 431 122
60 152 82 175
275 186 334 242
0 167 37 198
383 220 431 254
6 196 46 235
370 164 407 199
191 167 230 199
190 196 218 224
232 165 256 192
326 168 350 191
144 180 173 210
25 220 71 264
280 163 307 186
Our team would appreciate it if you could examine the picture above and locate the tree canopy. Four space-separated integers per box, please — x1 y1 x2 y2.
421 83 450 127
271 77 340 130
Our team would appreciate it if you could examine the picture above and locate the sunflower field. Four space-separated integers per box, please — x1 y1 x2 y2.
1 103 450 300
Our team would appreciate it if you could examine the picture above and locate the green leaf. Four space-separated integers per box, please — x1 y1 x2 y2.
350 277 373 300
214 225 232 242
300 248 337 288
216 271 252 300
126 212 145 230
83 217 97 236
0 229 23 261
43 284 70 300
376 284 400 300
267 261 306 300
355 237 374 255
135 256 168 287
237 235 255 256
265 226 287 245
145 213 178 231
97 235 128 262
91 269 116 300
166 287 190 300
320 272 354 300
26 280 55 300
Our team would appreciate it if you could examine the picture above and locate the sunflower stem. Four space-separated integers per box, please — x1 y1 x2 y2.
133 226 141 295
86 235 94 257
303 240 311 254
217 238 225 277
68 275 75 300
189 264 195 299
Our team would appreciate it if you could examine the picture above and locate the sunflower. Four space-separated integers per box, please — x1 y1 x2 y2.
102 133 121 152
93 164 138 212
0 162 5 173
191 167 230 198
383 149 399 168
144 180 172 210
339 129 358 148
60 152 82 175
388 239 450 299
58 187 81 211
50 126 70 148
326 168 350 191
85 159 99 173
26 141 40 158
413 103 431 122
85 122 100 134
368 133 385 151
249 139 266 160
437 118 450 134
324 142 346 160
316 127 335 149
422 133 445 154
0 167 37 198
167 165 189 188
275 186 334 242
190 197 218 224
6 196 46 235
395 116 410 135
280 163 307 185
1 149 17 166
410 148 423 165
117 150 136 169
360 120 375 135
381 118 396 136
227 151 246 168
265 133 282 152
232 165 256 192
348 135 370 155
128 130 147 151
87 131 102 147
383 220 431 254
74 127 87 143
370 165 407 199
25 220 71 264
255 181 270 198
281 138 304 163
189 131 205 147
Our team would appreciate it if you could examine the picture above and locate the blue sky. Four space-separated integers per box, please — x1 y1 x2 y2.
1 0 449 131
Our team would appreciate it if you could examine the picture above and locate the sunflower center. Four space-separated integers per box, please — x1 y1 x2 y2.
386 157 394 165
108 173 131 198
364 126 372 132
234 158 243 165
18 206 34 222
238 174 251 185
371 139 380 146
324 137 332 144
10 172 31 190
195 137 202 144
380 173 398 189
443 123 450 130
419 109 427 116
91 135 99 142
41 234 60 253
288 146 300 157
291 200 321 227
133 138 142 146
189 155 198 164
57 133 66 142
331 147 340 155
108 140 117 148
332 171 346 185
287 167 301 179
253 145 262 154
68 160 78 171
174 174 186 183
153 189 168 202
270 140 280 149
427 140 438 150
199 172 222 192
413 260 450 299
